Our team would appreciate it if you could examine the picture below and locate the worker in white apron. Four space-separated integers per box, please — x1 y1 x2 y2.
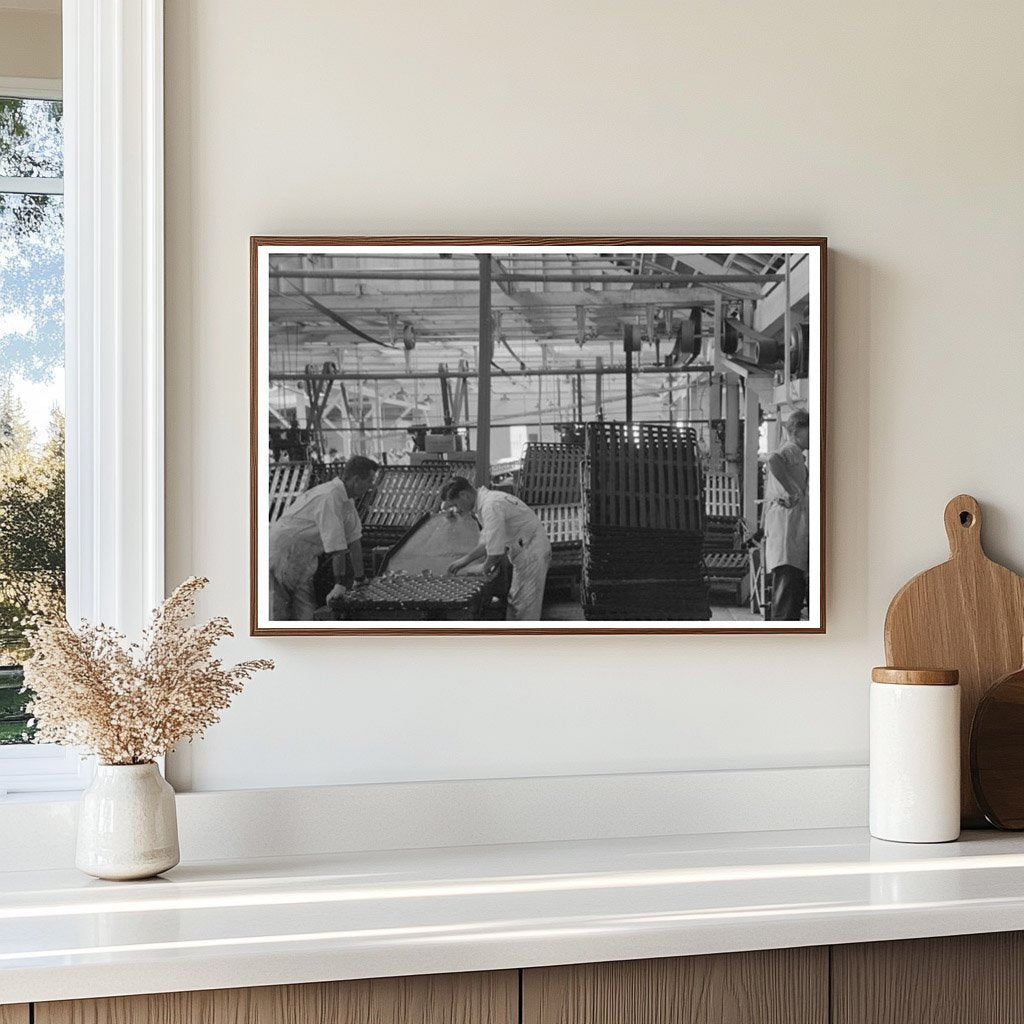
268 455 379 621
441 478 552 621
763 408 811 621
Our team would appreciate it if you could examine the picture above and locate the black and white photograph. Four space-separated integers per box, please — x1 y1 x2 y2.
251 239 825 634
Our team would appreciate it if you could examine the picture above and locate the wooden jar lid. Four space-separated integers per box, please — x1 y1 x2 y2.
871 667 960 686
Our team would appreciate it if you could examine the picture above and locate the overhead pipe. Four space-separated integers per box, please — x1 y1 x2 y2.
708 372 723 473
269 365 714 383
283 283 392 348
724 373 740 464
625 348 633 422
475 257 493 486
268 269 781 286
783 254 792 402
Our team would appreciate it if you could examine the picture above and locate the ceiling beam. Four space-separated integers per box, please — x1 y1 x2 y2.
491 256 515 295
490 255 558 339
753 255 811 335
661 253 766 299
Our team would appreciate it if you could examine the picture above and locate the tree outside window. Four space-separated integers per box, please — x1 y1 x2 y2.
0 95 65 744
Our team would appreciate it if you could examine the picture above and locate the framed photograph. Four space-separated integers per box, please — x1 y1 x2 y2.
251 237 826 635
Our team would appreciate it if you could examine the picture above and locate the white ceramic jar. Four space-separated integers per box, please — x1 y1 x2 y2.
76 762 180 880
870 667 960 843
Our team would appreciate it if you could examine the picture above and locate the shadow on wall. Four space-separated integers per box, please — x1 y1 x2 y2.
826 249 872 637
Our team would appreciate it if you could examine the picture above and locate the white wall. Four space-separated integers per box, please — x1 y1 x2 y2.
164 0 1024 791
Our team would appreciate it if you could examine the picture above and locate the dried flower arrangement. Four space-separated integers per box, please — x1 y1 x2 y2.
23 577 273 765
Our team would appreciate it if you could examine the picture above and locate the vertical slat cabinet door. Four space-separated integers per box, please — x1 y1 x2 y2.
522 949 828 1024
35 970 519 1024
0 1007 30 1024
832 933 1024 1024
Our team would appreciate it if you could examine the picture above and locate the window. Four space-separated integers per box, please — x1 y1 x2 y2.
0 79 84 795
0 6 167 796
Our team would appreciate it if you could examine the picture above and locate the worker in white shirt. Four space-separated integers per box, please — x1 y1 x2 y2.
441 478 552 621
268 455 380 621
763 408 810 620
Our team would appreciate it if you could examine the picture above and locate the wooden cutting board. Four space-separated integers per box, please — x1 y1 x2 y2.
884 494 1024 826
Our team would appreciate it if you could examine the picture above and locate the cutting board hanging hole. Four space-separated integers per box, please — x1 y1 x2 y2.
944 494 983 557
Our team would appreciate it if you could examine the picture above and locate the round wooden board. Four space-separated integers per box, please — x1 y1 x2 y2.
971 665 1024 829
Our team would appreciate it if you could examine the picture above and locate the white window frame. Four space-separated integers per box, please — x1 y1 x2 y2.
0 76 61 102
0 0 165 797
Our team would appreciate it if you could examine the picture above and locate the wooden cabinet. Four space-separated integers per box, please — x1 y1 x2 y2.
522 948 828 1024
34 971 517 1024
832 932 1024 1024
15 932 1024 1024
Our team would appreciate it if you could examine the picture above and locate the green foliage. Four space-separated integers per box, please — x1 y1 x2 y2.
0 98 62 169
0 391 65 664
0 665 31 743
0 97 62 238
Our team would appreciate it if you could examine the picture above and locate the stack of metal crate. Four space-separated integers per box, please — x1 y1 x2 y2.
515 442 585 586
703 472 749 605
357 463 471 550
582 423 710 621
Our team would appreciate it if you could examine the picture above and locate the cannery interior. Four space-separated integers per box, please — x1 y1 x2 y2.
266 249 814 623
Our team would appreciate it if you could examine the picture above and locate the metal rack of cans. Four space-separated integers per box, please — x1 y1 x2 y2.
337 570 498 621
334 509 510 620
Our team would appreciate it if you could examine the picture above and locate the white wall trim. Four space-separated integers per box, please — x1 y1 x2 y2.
0 765 869 869
0 75 62 100
0 174 63 194
63 0 164 633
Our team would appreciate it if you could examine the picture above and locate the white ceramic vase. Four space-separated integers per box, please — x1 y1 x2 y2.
76 762 180 880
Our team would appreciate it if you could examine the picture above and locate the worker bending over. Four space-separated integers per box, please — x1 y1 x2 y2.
764 408 810 620
441 478 551 621
269 455 380 621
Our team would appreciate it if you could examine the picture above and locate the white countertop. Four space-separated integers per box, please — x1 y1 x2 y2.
4 826 1024 1004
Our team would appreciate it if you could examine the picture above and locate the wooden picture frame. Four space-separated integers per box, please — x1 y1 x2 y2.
251 237 827 635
